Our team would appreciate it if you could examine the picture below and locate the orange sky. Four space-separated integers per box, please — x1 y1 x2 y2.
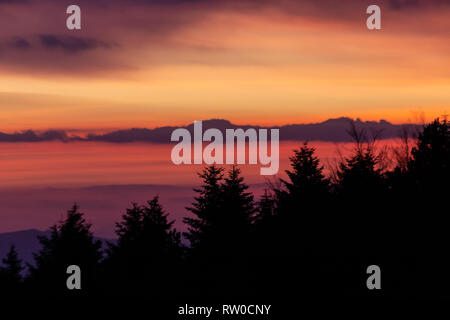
0 0 448 131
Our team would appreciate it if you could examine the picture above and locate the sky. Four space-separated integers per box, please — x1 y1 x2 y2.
0 0 449 235
0 0 449 131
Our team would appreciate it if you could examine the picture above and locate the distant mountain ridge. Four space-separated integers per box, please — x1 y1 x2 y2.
0 117 421 143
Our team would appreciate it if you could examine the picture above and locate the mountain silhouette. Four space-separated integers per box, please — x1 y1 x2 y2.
0 118 421 143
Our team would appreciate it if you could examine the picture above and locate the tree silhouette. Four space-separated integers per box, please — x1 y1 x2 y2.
261 143 331 252
26 204 102 296
282 142 330 198
183 165 224 255
183 165 256 297
400 118 450 297
408 118 449 192
254 190 277 225
333 122 409 296
281 142 330 246
184 165 255 257
0 245 23 296
103 196 183 296
336 126 386 199
252 143 334 297
220 166 255 252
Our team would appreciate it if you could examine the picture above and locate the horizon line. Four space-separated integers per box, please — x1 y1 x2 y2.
1 116 424 134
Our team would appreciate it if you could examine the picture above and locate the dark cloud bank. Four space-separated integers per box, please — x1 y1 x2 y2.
2 34 114 53
0 118 422 143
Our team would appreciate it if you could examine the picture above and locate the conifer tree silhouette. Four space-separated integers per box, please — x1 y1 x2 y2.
183 165 224 255
336 124 386 199
103 196 183 296
260 143 331 252
282 142 330 198
184 165 255 257
255 190 277 225
0 245 23 296
337 150 385 197
408 118 449 192
253 143 333 297
220 166 255 253
388 118 449 205
280 142 331 249
401 118 450 297
183 165 256 297
332 122 392 295
26 204 102 296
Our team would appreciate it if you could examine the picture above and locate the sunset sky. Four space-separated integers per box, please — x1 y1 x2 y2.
0 0 449 236
0 0 449 131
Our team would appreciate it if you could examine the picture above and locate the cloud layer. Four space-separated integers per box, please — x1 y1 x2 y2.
0 0 449 75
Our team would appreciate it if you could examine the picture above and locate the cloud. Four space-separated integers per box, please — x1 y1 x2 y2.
0 33 124 75
388 0 450 10
0 0 28 3
38 34 114 53
0 129 69 142
0 0 448 75
2 34 116 53
2 34 115 54
8 36 31 49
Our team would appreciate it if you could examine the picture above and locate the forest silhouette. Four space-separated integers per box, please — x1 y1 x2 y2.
0 118 448 300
